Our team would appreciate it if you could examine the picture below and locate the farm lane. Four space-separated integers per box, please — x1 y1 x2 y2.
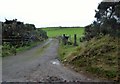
3 38 100 82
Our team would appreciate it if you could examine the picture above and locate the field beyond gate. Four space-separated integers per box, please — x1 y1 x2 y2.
41 27 84 43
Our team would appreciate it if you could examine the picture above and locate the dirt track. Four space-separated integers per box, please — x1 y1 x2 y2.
3 38 101 82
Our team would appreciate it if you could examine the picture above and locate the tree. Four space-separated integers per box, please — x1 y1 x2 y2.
84 1 120 41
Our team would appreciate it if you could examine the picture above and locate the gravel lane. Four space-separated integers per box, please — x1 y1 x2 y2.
2 38 101 82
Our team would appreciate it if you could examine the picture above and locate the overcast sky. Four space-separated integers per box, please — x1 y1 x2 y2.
0 0 103 27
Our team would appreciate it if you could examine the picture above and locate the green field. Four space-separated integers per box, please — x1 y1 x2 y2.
42 27 84 37
41 27 84 43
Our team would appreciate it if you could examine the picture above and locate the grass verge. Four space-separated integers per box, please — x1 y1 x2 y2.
58 43 78 61
2 40 46 57
58 35 119 81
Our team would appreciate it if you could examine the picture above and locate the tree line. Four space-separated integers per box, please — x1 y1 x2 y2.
84 1 120 41
43 26 83 29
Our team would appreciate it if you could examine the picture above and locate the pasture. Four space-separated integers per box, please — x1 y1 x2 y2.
41 27 84 43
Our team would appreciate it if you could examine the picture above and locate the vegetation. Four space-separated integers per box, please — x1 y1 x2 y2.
58 1 120 81
63 35 119 80
2 19 48 57
58 44 77 61
42 27 84 43
84 1 120 41
1 0 120 81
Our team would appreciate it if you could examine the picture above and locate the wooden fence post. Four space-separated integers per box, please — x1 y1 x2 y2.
74 34 77 46
62 34 66 45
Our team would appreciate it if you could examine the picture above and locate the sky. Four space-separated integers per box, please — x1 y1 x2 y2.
0 0 103 28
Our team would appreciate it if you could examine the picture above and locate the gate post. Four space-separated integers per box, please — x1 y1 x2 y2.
74 34 77 46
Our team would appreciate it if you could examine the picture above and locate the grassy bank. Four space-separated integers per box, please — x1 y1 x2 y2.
59 35 119 81
2 41 45 57
58 44 78 61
